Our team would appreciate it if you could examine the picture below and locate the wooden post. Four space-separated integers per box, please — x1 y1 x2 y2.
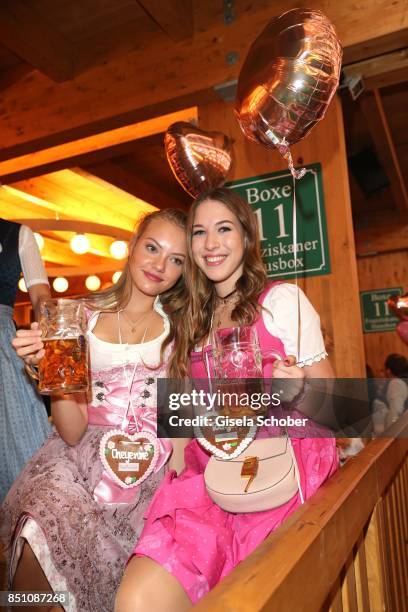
198 97 365 377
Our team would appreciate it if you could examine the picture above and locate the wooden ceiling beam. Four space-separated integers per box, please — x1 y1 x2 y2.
8 170 155 231
360 89 408 211
0 63 32 92
10 219 131 267
10 220 130 264
355 211 408 256
42 246 100 267
0 0 406 154
0 186 71 220
137 0 193 41
342 27 408 64
0 139 162 185
45 263 125 278
0 0 75 82
39 237 101 267
86 159 187 210
343 48 408 90
69 168 157 220
9 218 132 241
0 107 197 182
39 231 122 260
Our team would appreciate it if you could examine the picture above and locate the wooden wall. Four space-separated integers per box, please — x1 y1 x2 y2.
198 96 366 377
358 251 408 376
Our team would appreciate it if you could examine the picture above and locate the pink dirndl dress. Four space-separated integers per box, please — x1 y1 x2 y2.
133 289 338 603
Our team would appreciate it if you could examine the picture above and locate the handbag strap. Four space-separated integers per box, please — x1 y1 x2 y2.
280 423 304 504
288 439 304 504
262 428 305 505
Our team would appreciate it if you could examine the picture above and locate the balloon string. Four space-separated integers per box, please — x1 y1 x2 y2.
292 174 301 364
279 145 306 180
276 140 304 359
291 175 305 505
260 120 306 180
263 125 304 357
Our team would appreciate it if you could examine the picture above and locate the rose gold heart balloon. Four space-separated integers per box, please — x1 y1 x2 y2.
165 122 233 198
388 293 408 321
235 8 342 178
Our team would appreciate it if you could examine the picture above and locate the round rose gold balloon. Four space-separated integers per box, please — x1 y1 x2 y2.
235 8 342 157
165 122 233 198
388 293 408 321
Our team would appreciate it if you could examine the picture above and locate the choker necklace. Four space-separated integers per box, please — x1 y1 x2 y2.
216 288 238 305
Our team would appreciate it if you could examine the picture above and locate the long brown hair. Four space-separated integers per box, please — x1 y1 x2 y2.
88 208 187 363
168 188 267 378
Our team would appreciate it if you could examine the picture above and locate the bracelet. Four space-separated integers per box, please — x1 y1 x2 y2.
24 363 40 381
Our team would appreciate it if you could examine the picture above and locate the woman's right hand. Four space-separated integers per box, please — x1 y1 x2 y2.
12 321 44 366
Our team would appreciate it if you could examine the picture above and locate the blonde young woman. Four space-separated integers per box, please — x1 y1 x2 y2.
116 188 338 611
0 209 188 612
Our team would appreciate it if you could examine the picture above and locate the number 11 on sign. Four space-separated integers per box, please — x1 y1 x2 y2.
374 301 390 317
254 205 290 241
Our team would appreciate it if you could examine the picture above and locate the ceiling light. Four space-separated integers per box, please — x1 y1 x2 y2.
34 232 44 251
53 277 69 293
70 234 90 254
110 240 128 260
18 277 28 292
85 275 101 291
112 271 122 284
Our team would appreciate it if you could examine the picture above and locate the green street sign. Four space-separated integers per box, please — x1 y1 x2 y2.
227 163 330 279
360 287 403 333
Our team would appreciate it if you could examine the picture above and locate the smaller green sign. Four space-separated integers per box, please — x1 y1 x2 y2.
360 287 403 333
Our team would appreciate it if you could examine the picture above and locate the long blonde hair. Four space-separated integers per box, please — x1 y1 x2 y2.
168 188 267 378
88 208 187 362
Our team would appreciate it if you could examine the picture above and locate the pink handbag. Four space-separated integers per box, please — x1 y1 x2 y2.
204 436 301 513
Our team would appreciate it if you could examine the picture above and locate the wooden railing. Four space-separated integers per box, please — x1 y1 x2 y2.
196 413 408 612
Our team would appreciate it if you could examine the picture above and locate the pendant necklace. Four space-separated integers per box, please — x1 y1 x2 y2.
121 307 152 335
98 310 159 491
214 288 238 329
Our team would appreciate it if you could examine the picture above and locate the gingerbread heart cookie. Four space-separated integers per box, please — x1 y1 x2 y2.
100 430 159 488
195 412 257 460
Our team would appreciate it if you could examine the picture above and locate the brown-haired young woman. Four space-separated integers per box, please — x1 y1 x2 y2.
117 188 338 611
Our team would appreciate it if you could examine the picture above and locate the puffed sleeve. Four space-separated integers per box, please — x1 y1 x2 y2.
18 225 49 288
261 283 328 367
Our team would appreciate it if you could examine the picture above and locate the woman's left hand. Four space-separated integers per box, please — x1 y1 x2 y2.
272 355 305 402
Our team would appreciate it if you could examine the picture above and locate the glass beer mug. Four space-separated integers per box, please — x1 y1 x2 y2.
213 326 263 379
38 299 89 394
212 326 264 417
212 326 283 416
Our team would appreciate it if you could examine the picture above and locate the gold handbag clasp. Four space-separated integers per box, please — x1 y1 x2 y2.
241 456 259 492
